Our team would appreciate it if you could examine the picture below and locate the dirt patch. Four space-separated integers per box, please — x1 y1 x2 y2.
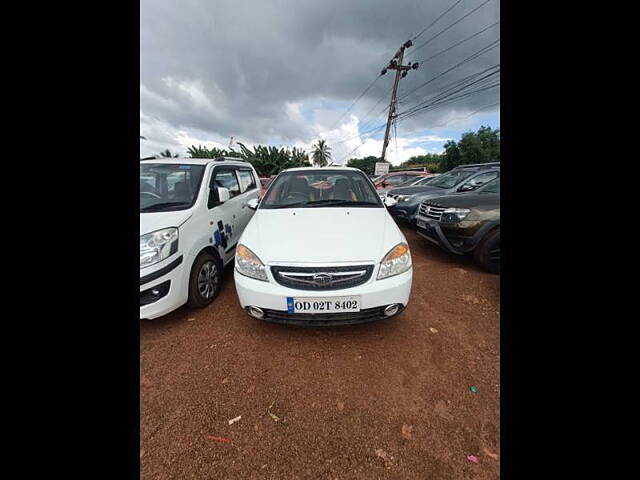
140 226 500 479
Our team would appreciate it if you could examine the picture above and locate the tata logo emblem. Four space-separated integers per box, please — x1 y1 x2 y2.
312 273 333 286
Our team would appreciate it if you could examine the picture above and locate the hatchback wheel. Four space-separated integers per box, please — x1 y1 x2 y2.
187 252 222 307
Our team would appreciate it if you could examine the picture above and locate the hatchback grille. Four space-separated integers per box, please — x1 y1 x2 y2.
417 203 445 221
271 265 375 291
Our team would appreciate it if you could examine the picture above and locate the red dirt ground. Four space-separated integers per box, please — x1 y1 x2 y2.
140 226 500 479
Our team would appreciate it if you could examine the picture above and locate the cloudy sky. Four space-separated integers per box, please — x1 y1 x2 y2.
140 0 500 165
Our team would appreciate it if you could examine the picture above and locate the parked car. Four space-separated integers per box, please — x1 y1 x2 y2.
259 176 275 197
140 157 261 319
373 171 431 190
386 163 500 223
377 173 439 199
414 177 500 273
233 167 413 326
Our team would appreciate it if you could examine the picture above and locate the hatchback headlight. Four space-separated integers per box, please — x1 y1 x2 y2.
377 243 412 280
235 244 268 281
441 208 471 223
140 228 178 269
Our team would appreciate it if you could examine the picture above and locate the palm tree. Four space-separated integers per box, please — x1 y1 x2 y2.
158 149 179 158
312 139 331 167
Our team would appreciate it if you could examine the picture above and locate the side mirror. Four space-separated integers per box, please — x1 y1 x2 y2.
384 196 398 207
247 198 259 210
457 184 475 192
217 186 230 202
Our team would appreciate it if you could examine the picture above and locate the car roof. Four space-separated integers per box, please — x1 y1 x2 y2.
140 157 254 167
283 166 361 172
452 162 500 170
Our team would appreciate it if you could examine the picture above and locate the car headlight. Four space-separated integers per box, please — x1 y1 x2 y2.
377 243 412 280
140 228 179 269
441 208 471 223
235 244 268 281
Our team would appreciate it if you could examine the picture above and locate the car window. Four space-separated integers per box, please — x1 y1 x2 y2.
479 177 500 194
415 177 434 186
427 169 476 189
461 171 499 190
140 163 206 212
237 169 257 193
212 168 241 198
385 176 406 186
261 170 382 209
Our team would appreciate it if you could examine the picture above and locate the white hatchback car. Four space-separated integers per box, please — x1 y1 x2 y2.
234 167 413 326
140 157 260 319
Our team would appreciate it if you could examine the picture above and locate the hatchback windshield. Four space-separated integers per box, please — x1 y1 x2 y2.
260 170 383 209
427 169 477 189
140 163 206 212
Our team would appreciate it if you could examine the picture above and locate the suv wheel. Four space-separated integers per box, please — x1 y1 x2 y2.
187 251 222 308
474 228 500 274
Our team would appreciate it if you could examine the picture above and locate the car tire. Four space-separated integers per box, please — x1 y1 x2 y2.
474 228 500 274
187 251 222 308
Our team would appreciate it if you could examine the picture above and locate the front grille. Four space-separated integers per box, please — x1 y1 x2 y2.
271 265 375 290
261 306 401 326
417 203 445 221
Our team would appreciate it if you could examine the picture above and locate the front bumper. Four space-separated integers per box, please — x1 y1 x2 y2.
234 267 412 326
414 216 479 255
387 202 420 222
139 254 189 320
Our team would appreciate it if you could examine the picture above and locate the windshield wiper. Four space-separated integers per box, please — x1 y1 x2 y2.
140 201 191 212
307 199 379 207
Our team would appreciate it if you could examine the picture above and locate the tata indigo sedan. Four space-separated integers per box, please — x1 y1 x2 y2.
233 167 413 326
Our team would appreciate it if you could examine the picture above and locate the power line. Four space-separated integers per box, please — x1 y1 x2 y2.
397 38 499 103
398 66 500 119
406 20 500 64
328 74 382 131
411 0 467 42
412 0 494 53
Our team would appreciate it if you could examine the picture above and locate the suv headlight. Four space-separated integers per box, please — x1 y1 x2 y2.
140 228 179 269
441 208 471 223
235 244 268 281
377 243 412 280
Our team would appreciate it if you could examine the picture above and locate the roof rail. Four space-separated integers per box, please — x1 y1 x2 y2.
454 162 500 168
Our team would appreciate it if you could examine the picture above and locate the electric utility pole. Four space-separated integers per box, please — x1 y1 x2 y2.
380 40 419 162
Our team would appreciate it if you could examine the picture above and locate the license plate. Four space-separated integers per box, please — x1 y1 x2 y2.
417 220 426 229
287 296 361 313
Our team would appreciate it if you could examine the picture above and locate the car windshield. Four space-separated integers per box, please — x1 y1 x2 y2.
260 170 383 209
427 169 476 189
140 163 206 212
478 177 500 194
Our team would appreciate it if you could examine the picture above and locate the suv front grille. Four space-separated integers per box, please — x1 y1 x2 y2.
417 203 445 221
271 265 375 291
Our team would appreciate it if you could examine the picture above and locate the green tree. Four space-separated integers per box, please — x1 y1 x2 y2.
312 139 331 167
236 143 311 176
158 149 179 158
346 156 380 175
186 145 241 159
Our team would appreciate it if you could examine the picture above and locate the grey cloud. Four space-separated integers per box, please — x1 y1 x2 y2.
141 0 499 151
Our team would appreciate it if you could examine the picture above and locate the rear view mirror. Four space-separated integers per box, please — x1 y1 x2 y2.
217 187 230 203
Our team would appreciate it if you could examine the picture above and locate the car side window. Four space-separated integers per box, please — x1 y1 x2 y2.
462 171 498 189
386 176 405 185
237 169 257 193
211 168 241 198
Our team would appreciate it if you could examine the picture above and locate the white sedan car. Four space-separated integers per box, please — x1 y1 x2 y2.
233 167 413 326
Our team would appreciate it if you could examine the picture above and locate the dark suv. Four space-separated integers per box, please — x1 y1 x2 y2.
413 177 500 273
386 162 499 223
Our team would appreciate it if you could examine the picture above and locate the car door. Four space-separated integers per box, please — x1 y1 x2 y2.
208 166 244 264
234 167 260 234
